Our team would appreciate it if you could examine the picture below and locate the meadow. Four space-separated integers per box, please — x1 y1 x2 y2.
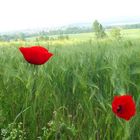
1 29 140 139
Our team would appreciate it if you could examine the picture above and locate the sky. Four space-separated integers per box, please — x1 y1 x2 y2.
0 0 139 32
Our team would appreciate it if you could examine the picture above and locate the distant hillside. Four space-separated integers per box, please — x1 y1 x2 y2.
0 16 140 41
1 16 140 35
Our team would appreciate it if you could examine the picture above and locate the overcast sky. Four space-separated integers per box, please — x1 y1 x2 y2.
0 0 139 32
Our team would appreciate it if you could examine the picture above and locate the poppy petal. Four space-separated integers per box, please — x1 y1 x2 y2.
19 46 53 65
112 95 136 121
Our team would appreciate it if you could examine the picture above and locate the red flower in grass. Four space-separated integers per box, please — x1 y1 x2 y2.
19 46 53 65
112 95 136 121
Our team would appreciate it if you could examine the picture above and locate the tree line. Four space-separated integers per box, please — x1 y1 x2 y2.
0 21 140 41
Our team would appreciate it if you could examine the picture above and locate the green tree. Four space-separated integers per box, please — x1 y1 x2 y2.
93 20 106 38
110 27 122 39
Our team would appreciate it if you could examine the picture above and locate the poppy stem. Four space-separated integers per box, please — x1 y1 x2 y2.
31 65 38 102
31 65 39 139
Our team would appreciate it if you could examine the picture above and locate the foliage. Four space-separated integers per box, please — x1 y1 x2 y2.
107 23 140 29
1 122 26 140
1 35 140 139
36 35 50 41
93 20 106 38
57 34 69 40
110 28 122 39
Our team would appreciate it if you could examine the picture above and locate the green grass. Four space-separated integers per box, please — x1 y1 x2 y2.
50 29 140 41
121 29 140 39
1 31 140 139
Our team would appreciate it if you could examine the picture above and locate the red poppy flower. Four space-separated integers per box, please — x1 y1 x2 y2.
19 46 53 65
112 95 136 121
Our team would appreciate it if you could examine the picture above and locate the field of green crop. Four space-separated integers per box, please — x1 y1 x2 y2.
1 29 140 139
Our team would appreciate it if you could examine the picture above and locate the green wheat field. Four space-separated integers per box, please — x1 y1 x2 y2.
1 29 140 140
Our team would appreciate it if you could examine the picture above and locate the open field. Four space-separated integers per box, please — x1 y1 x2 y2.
0 29 140 48
1 29 140 139
51 29 140 41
